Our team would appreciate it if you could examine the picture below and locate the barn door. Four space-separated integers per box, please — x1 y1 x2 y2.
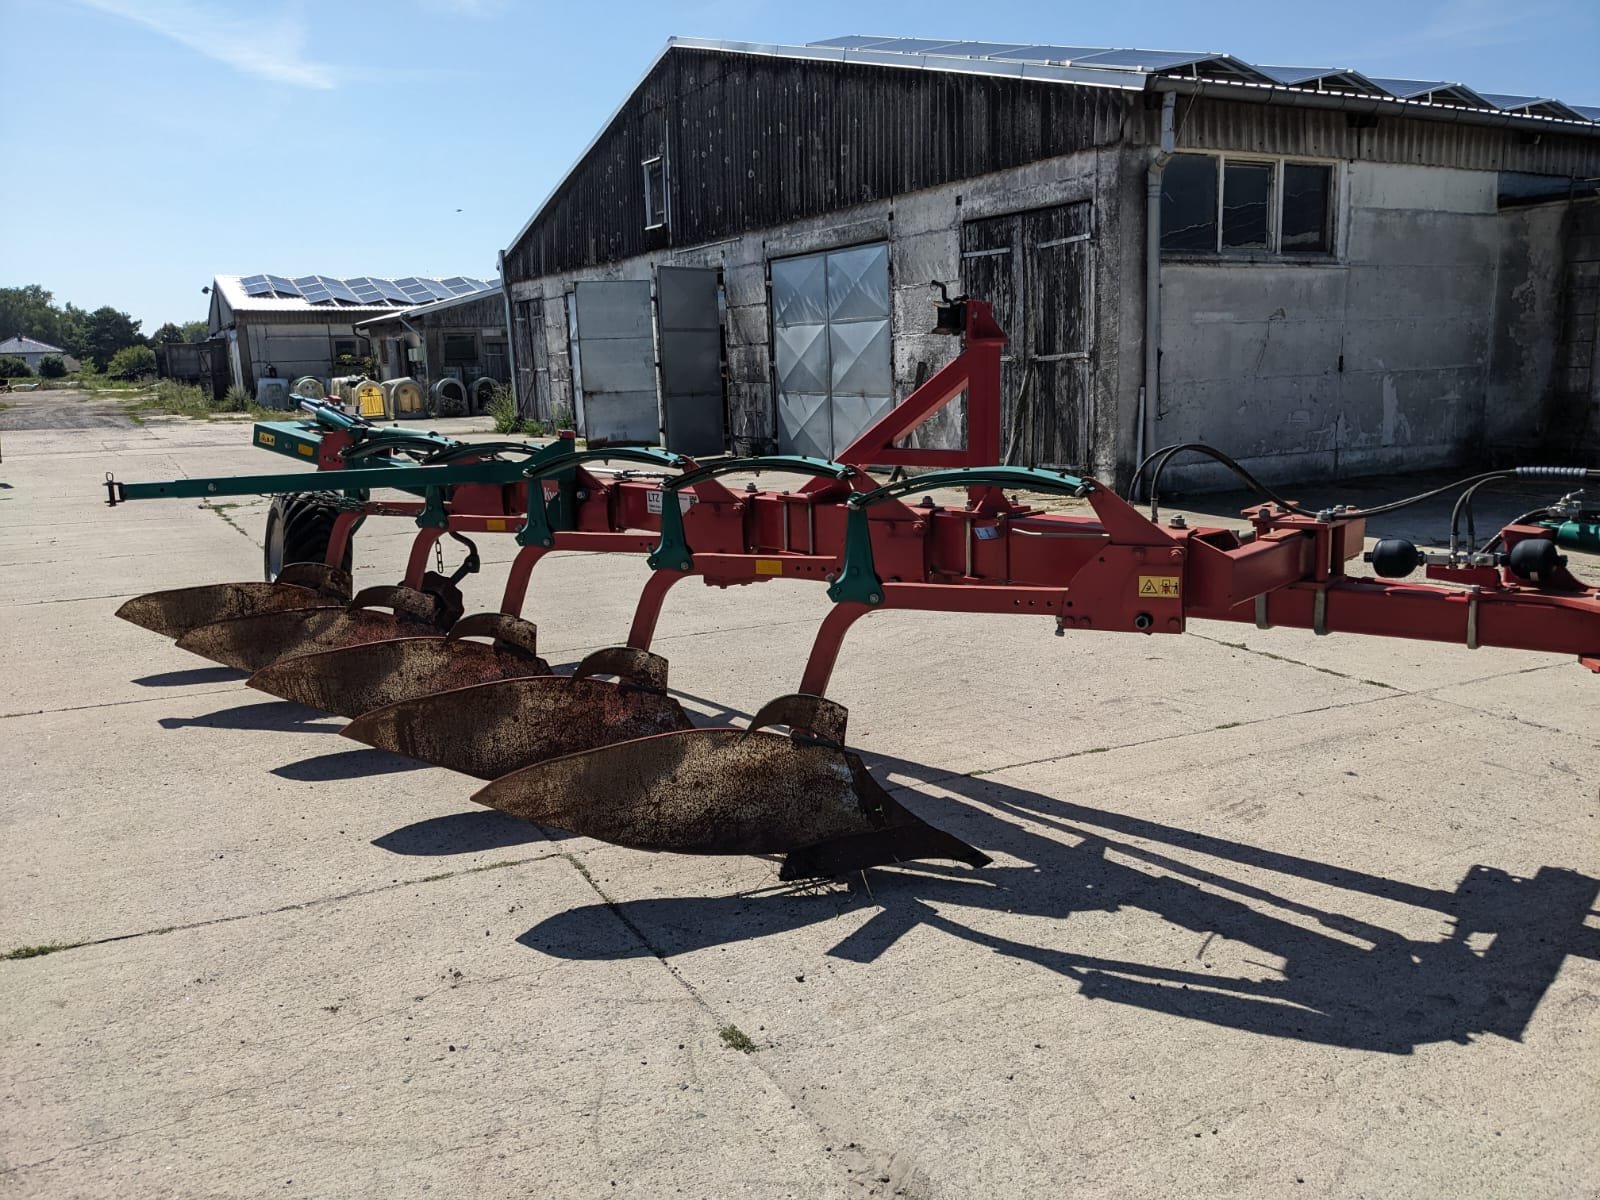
771 242 892 459
511 298 547 421
655 266 725 456
572 281 658 444
960 202 1094 468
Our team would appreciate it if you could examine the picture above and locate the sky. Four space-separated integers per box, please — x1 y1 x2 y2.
2 0 1597 332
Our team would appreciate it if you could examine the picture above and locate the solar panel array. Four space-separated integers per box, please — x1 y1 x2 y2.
805 37 1599 122
235 274 494 307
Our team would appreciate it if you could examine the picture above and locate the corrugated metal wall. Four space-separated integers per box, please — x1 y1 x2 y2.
1133 97 1600 178
504 49 1132 279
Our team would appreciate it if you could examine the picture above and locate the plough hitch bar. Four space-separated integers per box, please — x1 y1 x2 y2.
103 295 1600 882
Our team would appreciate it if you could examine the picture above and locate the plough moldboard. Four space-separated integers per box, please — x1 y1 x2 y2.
104 294 1600 881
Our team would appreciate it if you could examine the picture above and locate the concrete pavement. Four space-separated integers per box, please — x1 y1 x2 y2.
2 391 1597 1198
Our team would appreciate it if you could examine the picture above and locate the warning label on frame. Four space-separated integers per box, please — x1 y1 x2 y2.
1137 575 1181 599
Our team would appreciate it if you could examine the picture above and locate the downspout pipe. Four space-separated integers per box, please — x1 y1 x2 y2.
498 250 519 415
1141 92 1176 500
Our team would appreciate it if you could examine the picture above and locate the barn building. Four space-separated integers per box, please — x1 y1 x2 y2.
499 36 1600 486
204 273 496 397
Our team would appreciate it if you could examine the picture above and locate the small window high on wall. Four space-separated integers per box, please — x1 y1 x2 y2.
643 156 667 230
1161 154 1333 256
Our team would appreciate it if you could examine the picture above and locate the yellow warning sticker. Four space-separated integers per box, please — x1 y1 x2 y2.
485 518 508 532
754 558 784 576
257 432 275 446
297 443 314 456
1137 575 1181 599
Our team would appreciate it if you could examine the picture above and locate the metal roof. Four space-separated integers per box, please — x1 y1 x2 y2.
214 274 496 315
352 283 504 328
798 36 1598 127
504 34 1600 259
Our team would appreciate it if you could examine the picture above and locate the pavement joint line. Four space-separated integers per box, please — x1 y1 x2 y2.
1188 631 1405 689
0 853 562 965
0 684 250 721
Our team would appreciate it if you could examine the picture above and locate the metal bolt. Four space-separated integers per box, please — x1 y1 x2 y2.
868 593 881 604
680 561 691 571
1133 612 1154 630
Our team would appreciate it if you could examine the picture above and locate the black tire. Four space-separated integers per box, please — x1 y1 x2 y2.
264 492 354 582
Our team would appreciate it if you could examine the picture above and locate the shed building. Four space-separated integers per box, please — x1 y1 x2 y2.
499 36 1600 486
355 286 510 412
205 273 495 397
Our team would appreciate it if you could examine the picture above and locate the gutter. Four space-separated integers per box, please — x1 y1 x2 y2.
1141 91 1176 498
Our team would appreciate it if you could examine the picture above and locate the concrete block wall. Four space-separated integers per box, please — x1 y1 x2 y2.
1153 162 1566 489
506 146 1125 472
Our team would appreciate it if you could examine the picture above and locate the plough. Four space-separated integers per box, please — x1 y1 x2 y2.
105 292 1600 880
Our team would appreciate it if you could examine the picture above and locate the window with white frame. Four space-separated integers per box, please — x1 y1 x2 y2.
1161 154 1333 256
642 156 667 230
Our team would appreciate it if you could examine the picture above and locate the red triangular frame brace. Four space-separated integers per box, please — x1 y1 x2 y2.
806 299 1008 503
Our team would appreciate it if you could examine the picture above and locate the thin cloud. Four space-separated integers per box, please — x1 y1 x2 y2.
417 0 509 14
1339 0 1559 68
75 0 337 90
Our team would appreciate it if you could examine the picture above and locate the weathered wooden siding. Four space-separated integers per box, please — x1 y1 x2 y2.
504 48 1133 279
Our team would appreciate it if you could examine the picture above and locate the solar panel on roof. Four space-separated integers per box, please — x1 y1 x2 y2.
1368 77 1448 98
264 274 299 297
1071 49 1212 71
241 276 274 297
854 37 973 54
373 278 410 302
1573 105 1600 122
807 35 895 49
986 45 1104 63
320 277 361 303
923 41 1031 57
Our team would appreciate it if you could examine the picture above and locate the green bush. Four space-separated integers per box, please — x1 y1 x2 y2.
486 383 520 433
37 354 66 378
107 344 157 379
0 355 32 378
222 384 253 412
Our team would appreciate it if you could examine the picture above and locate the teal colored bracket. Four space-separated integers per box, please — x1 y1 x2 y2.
417 487 448 529
646 456 858 572
515 445 686 548
825 466 1091 605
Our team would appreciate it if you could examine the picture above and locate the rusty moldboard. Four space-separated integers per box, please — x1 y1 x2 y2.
247 636 551 718
341 675 694 779
174 603 446 673
470 727 991 878
114 578 348 640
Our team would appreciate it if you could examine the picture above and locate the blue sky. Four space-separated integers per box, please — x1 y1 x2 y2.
2 0 1596 331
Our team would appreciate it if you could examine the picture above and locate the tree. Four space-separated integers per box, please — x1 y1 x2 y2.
0 285 62 346
0 355 33 378
83 307 144 372
107 344 156 379
38 355 67 378
153 322 185 345
181 319 209 343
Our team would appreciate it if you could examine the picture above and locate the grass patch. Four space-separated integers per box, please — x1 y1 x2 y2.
121 379 280 422
718 1023 757 1053
3 941 86 960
